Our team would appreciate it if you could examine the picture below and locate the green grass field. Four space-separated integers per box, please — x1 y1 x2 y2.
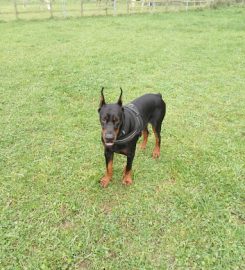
0 7 245 269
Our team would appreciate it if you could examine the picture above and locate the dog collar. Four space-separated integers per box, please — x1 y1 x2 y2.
115 103 144 145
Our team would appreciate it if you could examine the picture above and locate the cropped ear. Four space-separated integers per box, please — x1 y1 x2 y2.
117 87 123 106
98 87 106 112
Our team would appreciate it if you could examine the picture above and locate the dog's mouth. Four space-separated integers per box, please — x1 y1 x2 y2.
104 138 116 147
103 136 116 147
102 130 119 147
105 142 114 147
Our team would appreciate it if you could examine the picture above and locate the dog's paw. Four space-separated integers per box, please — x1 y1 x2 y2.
100 177 110 188
122 175 133 186
152 148 160 159
139 143 146 150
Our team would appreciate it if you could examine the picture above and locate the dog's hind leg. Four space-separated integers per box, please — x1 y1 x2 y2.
140 126 149 150
151 110 165 159
152 125 161 159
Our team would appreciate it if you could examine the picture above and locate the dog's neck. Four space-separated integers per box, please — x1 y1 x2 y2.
117 108 135 141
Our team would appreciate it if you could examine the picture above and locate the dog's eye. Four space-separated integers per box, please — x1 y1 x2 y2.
113 118 119 124
101 118 107 124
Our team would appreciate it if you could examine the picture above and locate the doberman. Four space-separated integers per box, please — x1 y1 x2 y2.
98 87 166 188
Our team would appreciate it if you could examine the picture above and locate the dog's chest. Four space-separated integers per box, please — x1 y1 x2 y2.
111 144 129 156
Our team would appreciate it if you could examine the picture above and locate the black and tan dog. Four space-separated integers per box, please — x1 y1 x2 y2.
98 88 166 187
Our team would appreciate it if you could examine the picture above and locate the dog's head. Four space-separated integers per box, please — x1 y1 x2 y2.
98 87 124 147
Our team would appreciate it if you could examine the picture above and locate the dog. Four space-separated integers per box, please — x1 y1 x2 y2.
98 87 166 187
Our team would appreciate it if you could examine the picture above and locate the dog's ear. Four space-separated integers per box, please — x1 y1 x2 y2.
117 87 123 106
98 87 106 112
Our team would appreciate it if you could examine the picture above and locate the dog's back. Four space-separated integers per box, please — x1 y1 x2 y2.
131 93 166 126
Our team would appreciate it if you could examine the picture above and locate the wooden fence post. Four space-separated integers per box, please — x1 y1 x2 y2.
49 0 53 18
113 0 117 16
13 0 18 20
80 0 83 16
186 0 189 11
105 0 108 15
62 0 67 17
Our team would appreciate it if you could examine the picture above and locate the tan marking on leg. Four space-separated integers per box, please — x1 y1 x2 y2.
122 167 133 185
100 160 113 188
152 128 160 159
140 129 148 150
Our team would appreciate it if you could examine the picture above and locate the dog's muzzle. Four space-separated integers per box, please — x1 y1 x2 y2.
105 133 114 145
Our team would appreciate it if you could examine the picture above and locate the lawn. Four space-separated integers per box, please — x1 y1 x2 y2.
0 6 245 270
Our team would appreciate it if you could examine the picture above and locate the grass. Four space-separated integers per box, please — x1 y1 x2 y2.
0 6 245 270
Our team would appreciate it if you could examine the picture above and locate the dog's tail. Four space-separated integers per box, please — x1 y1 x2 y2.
157 93 166 112
157 93 163 99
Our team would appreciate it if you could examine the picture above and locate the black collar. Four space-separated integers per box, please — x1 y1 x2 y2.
115 103 144 145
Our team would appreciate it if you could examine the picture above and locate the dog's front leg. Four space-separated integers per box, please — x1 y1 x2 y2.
100 149 114 188
123 143 136 186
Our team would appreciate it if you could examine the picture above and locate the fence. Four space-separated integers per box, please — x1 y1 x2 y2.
0 0 244 21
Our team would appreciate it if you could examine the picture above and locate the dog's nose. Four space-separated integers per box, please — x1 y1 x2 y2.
105 133 114 140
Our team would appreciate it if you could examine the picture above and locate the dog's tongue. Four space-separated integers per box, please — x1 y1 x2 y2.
105 143 114 147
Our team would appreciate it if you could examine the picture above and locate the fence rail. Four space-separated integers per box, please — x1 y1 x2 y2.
0 0 244 21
